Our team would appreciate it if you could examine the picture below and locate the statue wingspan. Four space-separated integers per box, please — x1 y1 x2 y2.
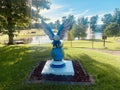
41 20 54 40
57 17 73 40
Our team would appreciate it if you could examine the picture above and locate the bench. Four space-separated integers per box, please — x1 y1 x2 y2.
15 40 24 44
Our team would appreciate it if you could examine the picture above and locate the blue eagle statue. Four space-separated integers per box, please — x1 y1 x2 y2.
41 17 73 67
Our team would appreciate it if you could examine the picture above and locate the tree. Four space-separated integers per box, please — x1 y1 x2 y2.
74 24 86 40
113 8 120 24
78 17 88 28
62 16 67 23
32 0 50 23
0 0 31 44
0 0 50 45
103 23 120 37
102 14 113 25
102 13 113 29
68 25 75 41
55 20 60 30
66 15 75 40
72 17 88 40
32 0 50 10
0 15 7 33
101 8 120 36
90 15 98 32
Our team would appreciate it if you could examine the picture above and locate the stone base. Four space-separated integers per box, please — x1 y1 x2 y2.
41 60 74 76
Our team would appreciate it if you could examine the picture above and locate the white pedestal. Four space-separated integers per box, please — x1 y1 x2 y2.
41 60 75 76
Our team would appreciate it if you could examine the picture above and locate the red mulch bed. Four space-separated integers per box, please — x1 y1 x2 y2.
28 60 94 85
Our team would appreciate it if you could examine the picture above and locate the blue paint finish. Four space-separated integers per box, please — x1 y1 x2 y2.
51 47 64 61
41 18 73 68
50 63 65 68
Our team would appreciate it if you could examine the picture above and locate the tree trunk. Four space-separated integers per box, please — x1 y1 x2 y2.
78 36 80 40
8 31 14 45
7 17 14 45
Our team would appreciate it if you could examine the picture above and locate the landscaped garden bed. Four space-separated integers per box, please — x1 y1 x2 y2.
28 60 94 85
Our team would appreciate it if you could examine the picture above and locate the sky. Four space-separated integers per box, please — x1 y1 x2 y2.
40 0 120 24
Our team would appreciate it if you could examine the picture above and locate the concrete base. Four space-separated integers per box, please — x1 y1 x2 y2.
41 60 75 76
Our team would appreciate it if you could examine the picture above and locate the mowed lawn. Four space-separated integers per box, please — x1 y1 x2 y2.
63 37 120 50
0 38 120 90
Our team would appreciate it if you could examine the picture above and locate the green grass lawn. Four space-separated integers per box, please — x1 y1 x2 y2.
0 44 120 90
63 37 120 50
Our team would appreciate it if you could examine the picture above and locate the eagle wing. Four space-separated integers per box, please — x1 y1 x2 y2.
41 20 54 40
57 17 73 40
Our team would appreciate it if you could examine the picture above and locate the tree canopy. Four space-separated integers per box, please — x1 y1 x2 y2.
113 8 120 24
0 0 50 44
89 15 98 32
102 14 113 26
103 23 120 37
102 8 120 37
77 17 88 28
32 0 50 23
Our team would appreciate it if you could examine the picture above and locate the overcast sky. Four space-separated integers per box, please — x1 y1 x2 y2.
40 0 120 24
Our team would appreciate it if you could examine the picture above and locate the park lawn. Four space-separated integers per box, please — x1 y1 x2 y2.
37 36 120 50
63 37 120 50
0 45 120 90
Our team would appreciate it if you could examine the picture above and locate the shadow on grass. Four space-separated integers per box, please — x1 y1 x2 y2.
18 53 120 90
0 45 51 90
65 54 120 90
0 46 120 90
0 46 51 63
